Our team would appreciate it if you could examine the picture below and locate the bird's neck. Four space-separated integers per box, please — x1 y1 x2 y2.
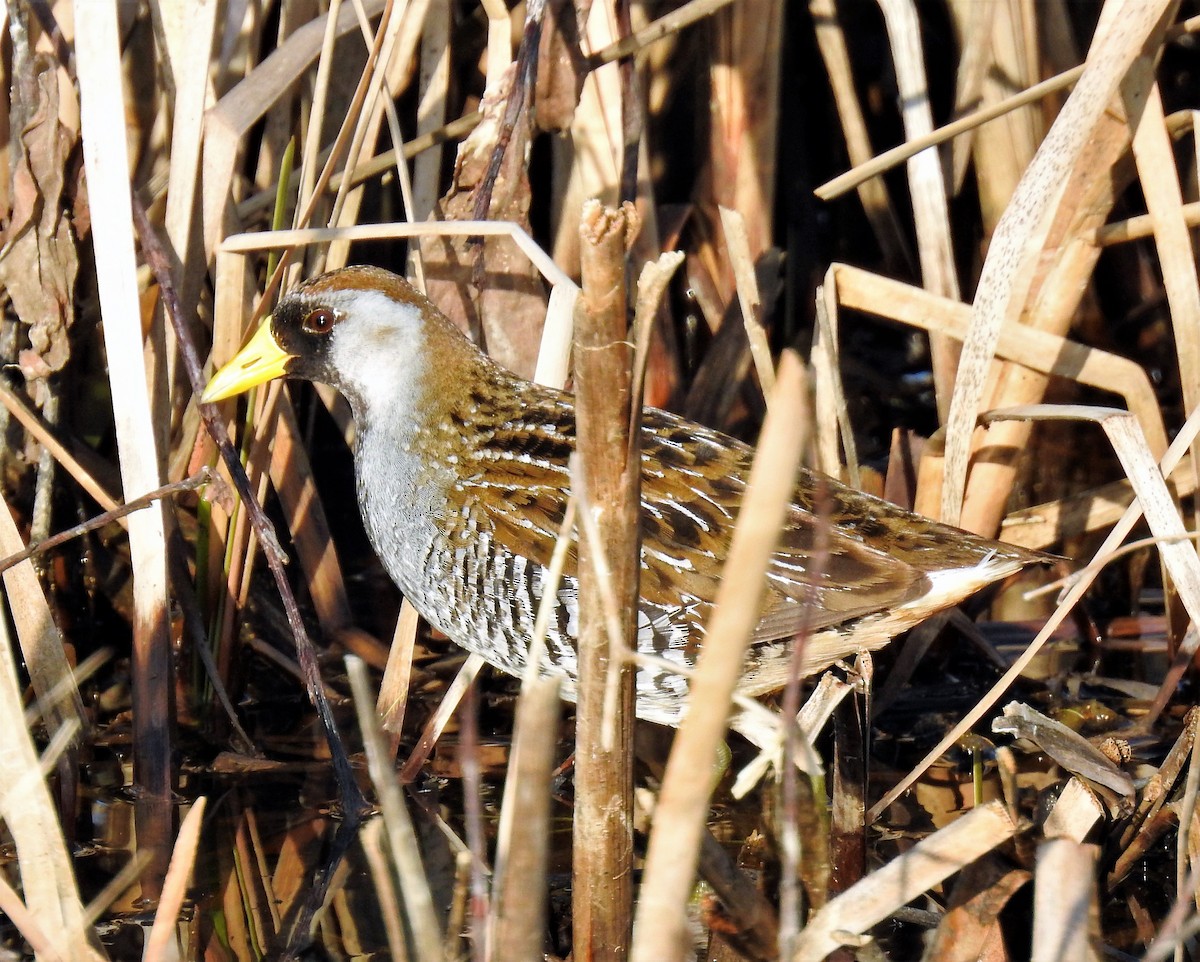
348 338 522 593
350 326 523 469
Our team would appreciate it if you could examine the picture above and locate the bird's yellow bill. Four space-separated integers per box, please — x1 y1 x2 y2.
201 318 294 403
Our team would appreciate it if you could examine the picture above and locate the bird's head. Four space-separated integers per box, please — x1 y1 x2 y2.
202 266 470 417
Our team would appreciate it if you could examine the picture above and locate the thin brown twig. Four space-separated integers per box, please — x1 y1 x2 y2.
584 0 738 70
0 470 212 575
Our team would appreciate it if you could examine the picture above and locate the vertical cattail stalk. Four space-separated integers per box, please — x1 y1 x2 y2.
572 199 641 962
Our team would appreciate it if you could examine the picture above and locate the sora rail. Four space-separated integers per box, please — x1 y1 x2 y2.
204 266 1042 730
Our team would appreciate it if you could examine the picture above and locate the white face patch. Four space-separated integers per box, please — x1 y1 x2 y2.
321 289 428 415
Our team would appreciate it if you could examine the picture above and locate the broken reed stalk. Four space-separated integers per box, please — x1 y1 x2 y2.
491 674 562 961
346 655 444 962
144 799 207 962
572 199 640 962
1031 839 1099 959
630 351 808 962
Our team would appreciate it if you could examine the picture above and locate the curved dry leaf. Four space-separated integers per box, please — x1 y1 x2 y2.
0 54 79 374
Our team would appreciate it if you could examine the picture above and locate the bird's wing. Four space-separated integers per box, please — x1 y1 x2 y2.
637 408 928 644
444 393 929 650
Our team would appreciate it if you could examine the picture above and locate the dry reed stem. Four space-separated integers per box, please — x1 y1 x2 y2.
942 1 1175 531
399 654 485 783
294 0 346 260
945 0 999 192
0 471 209 575
346 655 445 962
325 0 432 270
1176 718 1200 920
34 718 80 783
0 380 120 510
812 283 859 486
1143 882 1200 962
312 6 389 273
1001 405 1200 719
436 852 467 959
630 253 685 430
1001 468 1198 550
81 850 153 932
377 598 421 754
719 206 776 399
367 21 428 267
573 199 638 962
201 0 388 259
586 0 738 67
360 819 410 961
1131 86 1200 508
236 112 483 221
286 0 345 280
159 0 218 340
629 351 807 962
949 0 1043 227
223 379 284 603
808 0 911 271
709 1 781 292
829 666 867 891
410 2 450 226
817 12 1200 202
0 494 84 732
876 0 961 424
266 402 354 635
550 6 626 274
19 653 106 737
793 801 1017 960
217 843 255 958
216 220 575 290
75 0 174 822
816 62 1084 201
0 612 98 961
263 809 320 938
830 264 1168 457
1097 198 1200 245
231 808 278 945
1031 840 1099 961
1043 778 1105 843
491 674 562 961
0 870 63 962
144 798 208 962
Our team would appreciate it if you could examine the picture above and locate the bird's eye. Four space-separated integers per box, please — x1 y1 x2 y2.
302 308 336 334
